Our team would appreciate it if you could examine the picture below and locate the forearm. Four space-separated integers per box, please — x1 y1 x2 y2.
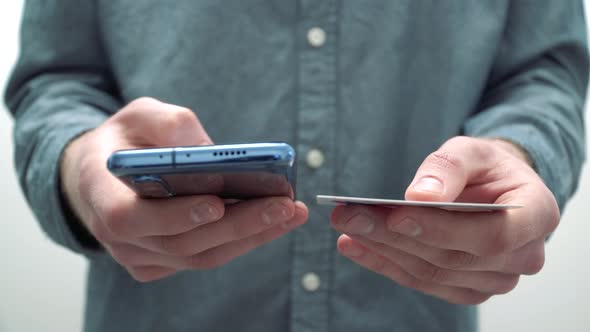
8 76 118 254
465 67 587 211
5 1 121 254
464 0 588 211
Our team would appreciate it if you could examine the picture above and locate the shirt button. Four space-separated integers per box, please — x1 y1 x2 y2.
306 149 325 169
301 272 321 292
307 27 326 47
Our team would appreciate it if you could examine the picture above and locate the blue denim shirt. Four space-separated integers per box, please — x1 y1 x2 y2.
5 1 587 331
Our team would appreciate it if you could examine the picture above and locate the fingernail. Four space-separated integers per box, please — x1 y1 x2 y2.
390 217 422 237
341 242 364 257
413 176 444 194
191 202 220 224
344 213 374 234
263 203 291 225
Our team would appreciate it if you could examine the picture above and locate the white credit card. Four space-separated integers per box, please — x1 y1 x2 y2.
316 195 522 212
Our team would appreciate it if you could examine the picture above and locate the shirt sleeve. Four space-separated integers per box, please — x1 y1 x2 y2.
464 0 589 212
4 1 121 255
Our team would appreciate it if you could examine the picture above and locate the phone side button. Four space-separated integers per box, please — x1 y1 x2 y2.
132 175 174 198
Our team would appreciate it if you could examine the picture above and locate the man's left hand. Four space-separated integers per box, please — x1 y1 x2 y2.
330 136 559 304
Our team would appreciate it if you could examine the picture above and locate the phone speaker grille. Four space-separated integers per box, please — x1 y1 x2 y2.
212 150 247 157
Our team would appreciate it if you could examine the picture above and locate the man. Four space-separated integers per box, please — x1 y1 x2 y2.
5 1 587 331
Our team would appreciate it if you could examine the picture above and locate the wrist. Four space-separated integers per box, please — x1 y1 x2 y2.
59 131 94 230
59 130 105 250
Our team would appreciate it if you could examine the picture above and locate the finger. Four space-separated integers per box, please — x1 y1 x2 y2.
350 236 520 294
331 204 390 236
106 243 191 270
420 238 545 275
139 197 300 256
386 205 552 256
90 191 226 238
331 202 547 257
189 202 308 270
105 203 307 272
336 235 492 305
220 172 295 199
111 97 213 147
126 266 177 283
165 171 294 199
404 136 501 203
340 217 546 275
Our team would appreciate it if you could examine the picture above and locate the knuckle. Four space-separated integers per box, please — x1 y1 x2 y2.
523 247 546 275
547 213 560 234
444 136 494 164
388 230 402 242
496 275 520 294
446 135 472 147
385 219 404 242
129 96 158 108
439 250 477 269
427 150 464 171
163 107 196 130
429 266 449 284
544 193 561 233
418 264 449 284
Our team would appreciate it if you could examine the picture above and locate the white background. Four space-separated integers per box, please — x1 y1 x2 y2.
0 2 589 331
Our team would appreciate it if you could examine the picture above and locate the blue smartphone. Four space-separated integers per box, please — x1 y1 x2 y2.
107 142 296 199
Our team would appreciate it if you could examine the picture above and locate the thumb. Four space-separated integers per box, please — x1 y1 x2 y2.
405 137 490 202
110 97 213 148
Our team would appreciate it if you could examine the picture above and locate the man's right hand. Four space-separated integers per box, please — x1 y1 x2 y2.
60 97 308 282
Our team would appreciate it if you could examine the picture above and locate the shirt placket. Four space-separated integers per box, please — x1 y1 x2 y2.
290 1 338 332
